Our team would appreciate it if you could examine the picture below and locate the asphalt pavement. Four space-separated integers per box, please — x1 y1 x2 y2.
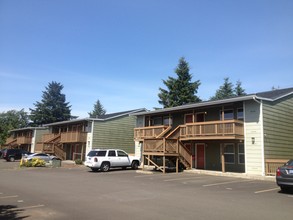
0 159 292 220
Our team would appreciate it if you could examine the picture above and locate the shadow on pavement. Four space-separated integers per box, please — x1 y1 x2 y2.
0 205 29 220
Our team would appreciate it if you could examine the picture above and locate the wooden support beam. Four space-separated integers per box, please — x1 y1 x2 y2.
221 143 225 173
163 156 166 174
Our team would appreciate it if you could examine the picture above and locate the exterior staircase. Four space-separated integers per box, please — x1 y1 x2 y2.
143 126 192 172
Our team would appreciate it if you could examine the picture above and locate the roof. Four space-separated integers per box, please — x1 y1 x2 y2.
132 87 293 116
44 108 147 126
255 87 293 101
9 127 48 132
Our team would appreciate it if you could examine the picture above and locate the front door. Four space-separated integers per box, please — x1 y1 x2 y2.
197 144 205 169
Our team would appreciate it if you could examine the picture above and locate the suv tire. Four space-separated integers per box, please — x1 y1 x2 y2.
101 162 110 172
131 161 139 170
9 157 15 162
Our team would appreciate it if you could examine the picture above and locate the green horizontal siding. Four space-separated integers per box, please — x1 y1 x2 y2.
92 116 136 154
263 94 293 159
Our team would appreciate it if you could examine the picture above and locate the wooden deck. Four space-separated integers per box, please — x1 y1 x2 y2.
134 120 244 141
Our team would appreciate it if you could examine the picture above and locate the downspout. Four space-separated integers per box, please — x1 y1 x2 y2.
253 96 265 176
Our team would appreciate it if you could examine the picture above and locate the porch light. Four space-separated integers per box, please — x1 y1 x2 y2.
251 137 255 144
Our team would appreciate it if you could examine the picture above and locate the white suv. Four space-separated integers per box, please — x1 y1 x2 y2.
84 149 140 172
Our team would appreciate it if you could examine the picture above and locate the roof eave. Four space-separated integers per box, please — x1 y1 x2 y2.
132 95 256 116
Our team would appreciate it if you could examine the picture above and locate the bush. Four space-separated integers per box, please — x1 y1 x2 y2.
20 158 46 167
75 159 83 165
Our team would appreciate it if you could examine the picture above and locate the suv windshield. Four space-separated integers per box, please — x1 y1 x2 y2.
88 150 107 157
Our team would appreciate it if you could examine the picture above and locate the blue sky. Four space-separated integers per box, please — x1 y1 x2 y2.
0 0 292 118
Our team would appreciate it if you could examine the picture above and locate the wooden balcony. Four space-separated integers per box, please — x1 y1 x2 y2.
134 125 171 140
5 137 17 145
179 120 244 140
135 120 244 141
42 133 61 143
60 132 87 143
17 136 32 145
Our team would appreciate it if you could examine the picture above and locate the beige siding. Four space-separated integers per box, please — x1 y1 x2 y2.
92 116 136 153
31 129 49 153
244 100 264 175
263 94 293 160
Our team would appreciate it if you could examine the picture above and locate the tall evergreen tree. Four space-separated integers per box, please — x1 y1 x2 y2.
234 80 246 96
158 57 201 108
30 81 72 126
88 99 106 118
210 78 246 100
210 77 234 100
0 109 29 145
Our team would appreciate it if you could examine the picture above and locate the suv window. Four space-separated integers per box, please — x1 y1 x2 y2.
88 150 106 157
117 150 128 157
108 150 116 157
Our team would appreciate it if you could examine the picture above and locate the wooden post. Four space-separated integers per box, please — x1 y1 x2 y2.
163 156 166 174
221 144 225 173
142 155 144 171
176 157 179 173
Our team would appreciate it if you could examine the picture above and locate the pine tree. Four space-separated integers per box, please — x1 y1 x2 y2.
210 78 246 100
158 57 201 108
234 80 246 96
88 99 106 118
30 81 72 125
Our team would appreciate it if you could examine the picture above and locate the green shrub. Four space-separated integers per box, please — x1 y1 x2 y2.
75 159 83 165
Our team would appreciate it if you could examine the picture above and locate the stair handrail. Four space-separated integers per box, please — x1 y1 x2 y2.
156 126 172 138
165 125 182 139
178 141 192 169
54 144 66 160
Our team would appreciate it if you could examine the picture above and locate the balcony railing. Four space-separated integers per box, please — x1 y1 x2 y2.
135 120 244 140
179 120 244 139
134 125 170 139
5 137 17 145
60 132 87 143
17 136 32 145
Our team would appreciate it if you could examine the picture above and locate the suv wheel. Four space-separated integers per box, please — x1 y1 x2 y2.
131 161 139 170
101 162 110 172
9 157 15 162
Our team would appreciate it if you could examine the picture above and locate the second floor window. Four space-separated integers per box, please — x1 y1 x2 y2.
220 110 234 120
237 108 244 120
153 117 162 126
163 116 172 126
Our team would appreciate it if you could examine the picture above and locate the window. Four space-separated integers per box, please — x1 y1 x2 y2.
108 150 116 157
87 150 106 157
220 110 234 120
238 143 245 164
117 151 128 157
163 116 172 126
153 117 162 126
237 108 244 120
224 144 235 164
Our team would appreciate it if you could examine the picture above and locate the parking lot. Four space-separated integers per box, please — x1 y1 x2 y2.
0 159 292 220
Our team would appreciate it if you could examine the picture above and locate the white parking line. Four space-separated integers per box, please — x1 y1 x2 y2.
203 179 254 187
254 188 280 194
164 176 203 182
0 195 18 199
9 204 45 211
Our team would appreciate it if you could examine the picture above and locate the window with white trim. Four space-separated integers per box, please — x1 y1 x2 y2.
238 143 245 164
224 144 235 164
